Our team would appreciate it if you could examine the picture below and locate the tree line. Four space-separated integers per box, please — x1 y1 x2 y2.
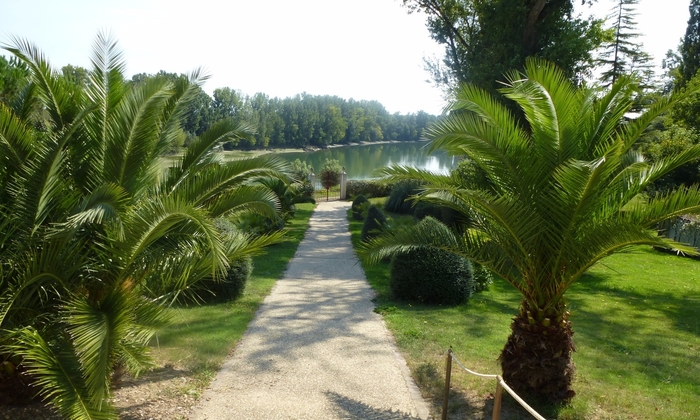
0 61 437 151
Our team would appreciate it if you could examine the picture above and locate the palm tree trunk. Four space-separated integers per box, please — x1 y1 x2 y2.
499 300 576 404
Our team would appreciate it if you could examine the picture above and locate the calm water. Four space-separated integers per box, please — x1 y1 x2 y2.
279 141 458 180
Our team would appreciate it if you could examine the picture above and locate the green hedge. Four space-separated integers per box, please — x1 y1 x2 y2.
346 179 393 198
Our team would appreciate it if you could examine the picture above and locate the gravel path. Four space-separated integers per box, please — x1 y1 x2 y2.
190 200 430 420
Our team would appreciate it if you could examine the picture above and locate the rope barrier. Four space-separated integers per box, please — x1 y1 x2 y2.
495 376 546 420
449 349 498 379
443 348 546 420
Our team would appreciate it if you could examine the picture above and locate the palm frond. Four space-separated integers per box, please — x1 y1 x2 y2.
58 183 129 239
623 185 700 227
4 327 115 420
165 118 257 192
501 60 574 167
169 154 290 206
0 237 81 328
0 103 36 171
119 197 227 282
152 68 209 160
359 216 461 264
4 37 82 130
582 75 634 158
102 77 173 196
617 83 698 152
64 293 121 408
206 185 280 218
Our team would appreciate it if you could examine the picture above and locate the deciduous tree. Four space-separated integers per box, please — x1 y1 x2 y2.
403 0 605 92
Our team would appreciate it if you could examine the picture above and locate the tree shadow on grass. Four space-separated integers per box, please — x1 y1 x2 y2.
572 270 700 337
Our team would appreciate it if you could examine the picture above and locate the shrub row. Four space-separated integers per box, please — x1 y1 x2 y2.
346 179 394 198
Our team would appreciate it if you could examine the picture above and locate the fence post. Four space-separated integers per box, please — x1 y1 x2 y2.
492 377 503 420
442 349 453 420
340 167 347 200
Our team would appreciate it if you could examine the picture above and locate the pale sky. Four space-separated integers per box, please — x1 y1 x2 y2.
0 0 692 115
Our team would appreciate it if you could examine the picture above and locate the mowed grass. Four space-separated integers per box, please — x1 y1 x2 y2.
348 205 700 419
149 203 316 379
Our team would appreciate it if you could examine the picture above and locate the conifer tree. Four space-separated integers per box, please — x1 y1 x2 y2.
679 0 700 86
598 0 654 87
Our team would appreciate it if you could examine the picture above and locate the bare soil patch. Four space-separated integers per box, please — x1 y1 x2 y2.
0 365 202 420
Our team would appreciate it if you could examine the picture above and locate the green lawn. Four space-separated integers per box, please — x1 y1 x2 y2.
148 203 315 390
348 206 700 419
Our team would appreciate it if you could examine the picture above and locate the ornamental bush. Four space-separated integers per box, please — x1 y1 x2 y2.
361 205 388 241
471 262 494 292
346 179 393 198
201 256 254 303
387 216 474 304
384 180 421 214
413 201 468 232
352 194 370 220
390 246 473 305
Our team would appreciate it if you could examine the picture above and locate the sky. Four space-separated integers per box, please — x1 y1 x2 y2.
0 0 693 116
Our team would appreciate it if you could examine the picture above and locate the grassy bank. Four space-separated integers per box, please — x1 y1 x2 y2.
148 202 316 392
348 205 700 419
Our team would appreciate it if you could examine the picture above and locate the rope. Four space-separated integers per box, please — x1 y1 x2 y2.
447 349 547 420
448 349 498 379
495 377 547 420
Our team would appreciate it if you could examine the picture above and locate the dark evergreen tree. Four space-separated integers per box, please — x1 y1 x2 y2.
679 0 700 85
671 1 700 131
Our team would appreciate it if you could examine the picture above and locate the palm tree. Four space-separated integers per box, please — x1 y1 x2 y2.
0 34 288 419
360 60 700 403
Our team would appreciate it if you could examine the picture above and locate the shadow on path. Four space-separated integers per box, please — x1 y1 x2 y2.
326 391 422 420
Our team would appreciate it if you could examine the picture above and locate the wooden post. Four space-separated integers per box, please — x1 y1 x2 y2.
442 349 453 420
492 378 503 420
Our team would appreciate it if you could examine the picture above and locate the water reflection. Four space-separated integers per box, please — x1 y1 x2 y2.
279 142 457 180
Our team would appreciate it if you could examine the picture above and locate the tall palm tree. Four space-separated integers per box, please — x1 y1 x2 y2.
0 34 288 419
360 60 700 403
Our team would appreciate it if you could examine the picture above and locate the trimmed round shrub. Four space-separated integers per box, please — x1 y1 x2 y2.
361 205 387 241
413 201 443 221
413 201 470 232
201 256 253 303
352 194 370 220
390 247 473 305
384 180 421 214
